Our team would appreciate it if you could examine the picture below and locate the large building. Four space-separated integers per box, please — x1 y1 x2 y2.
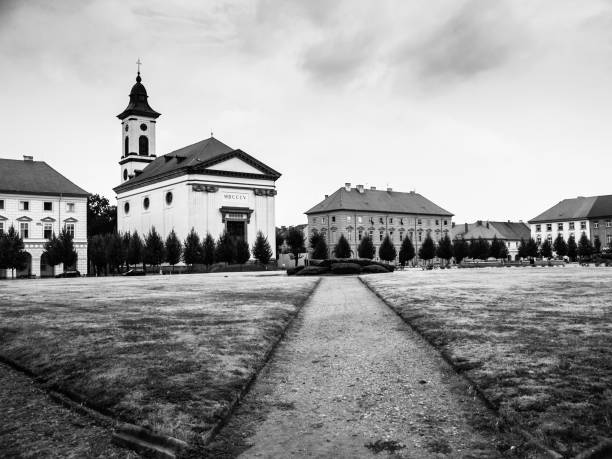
528 195 612 249
451 220 530 261
0 156 88 278
305 183 453 260
113 72 281 256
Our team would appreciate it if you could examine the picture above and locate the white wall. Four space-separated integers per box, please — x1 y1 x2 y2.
530 220 590 245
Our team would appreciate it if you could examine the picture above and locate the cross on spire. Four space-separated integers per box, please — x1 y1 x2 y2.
136 58 142 74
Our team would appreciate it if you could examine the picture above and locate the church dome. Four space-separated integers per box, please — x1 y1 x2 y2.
117 72 161 120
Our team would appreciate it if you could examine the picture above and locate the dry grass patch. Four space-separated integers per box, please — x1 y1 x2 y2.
0 273 318 450
363 267 612 457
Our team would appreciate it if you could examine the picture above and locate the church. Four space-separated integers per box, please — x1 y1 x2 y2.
113 72 281 257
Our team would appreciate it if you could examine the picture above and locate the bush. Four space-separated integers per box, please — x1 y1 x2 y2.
286 266 305 276
295 266 329 276
310 258 394 271
362 264 389 274
330 263 362 274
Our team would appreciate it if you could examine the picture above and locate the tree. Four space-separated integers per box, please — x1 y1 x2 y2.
0 225 28 278
105 232 124 274
418 234 436 265
275 227 284 259
165 230 182 271
334 234 352 258
553 235 568 258
399 237 416 267
577 233 593 260
88 234 106 276
252 231 273 265
87 194 117 237
539 239 553 259
498 242 509 261
143 227 165 268
285 226 306 267
474 237 491 261
567 235 578 262
526 238 539 259
121 232 131 269
43 232 63 268
594 236 602 254
489 236 502 260
357 234 375 259
518 238 528 260
378 235 397 263
183 228 202 267
310 232 328 259
127 230 144 269
235 239 250 264
201 233 216 268
436 235 453 265
215 231 235 264
452 238 468 264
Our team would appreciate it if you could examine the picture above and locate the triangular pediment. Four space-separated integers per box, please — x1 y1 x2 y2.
0 214 7 221
206 156 266 175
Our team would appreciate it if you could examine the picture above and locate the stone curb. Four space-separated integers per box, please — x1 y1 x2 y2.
199 277 322 446
358 276 564 459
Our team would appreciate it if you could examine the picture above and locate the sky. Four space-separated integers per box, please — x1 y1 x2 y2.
1 0 612 226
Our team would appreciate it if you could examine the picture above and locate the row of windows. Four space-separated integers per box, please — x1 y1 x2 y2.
536 231 587 244
0 199 76 213
124 191 173 215
124 135 149 156
313 215 449 226
0 221 75 240
319 228 449 244
537 220 612 232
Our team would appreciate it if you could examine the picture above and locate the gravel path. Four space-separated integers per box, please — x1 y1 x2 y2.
0 363 135 458
207 276 504 458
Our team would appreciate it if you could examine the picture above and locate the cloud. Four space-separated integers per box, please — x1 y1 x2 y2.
398 0 527 82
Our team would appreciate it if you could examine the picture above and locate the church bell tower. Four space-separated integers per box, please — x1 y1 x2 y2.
117 64 161 183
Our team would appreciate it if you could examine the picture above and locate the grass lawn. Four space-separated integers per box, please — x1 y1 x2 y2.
0 273 318 450
362 267 612 457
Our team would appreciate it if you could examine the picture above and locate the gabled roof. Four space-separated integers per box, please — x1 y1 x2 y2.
305 187 453 216
0 158 88 197
528 195 612 223
114 137 281 193
452 221 530 241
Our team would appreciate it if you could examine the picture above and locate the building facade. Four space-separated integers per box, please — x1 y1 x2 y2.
305 183 453 260
0 157 88 278
528 195 612 249
113 73 281 256
451 220 530 261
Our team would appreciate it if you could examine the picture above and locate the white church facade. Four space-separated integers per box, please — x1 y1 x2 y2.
113 72 281 257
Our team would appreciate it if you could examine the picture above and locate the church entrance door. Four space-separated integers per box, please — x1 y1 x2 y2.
227 221 246 244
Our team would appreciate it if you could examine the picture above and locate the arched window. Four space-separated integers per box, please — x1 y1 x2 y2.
139 136 149 156
124 136 129 156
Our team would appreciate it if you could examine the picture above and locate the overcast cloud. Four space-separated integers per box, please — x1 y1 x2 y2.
2 0 612 226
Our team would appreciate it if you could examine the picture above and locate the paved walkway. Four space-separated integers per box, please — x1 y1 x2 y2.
207 277 502 458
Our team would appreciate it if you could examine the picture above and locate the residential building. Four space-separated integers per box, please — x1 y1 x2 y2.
113 72 281 257
0 156 88 278
305 183 453 260
451 220 530 261
528 195 612 249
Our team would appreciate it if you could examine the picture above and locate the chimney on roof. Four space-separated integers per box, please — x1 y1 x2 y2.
477 220 483 226
325 194 329 199
356 184 364 193
387 187 393 192
344 182 351 191
465 223 468 232
23 155 33 161
370 186 376 191
486 222 490 229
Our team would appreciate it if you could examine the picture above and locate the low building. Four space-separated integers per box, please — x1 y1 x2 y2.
305 183 453 260
0 156 88 278
452 220 530 261
528 195 612 249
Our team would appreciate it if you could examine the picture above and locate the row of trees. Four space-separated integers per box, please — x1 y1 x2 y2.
88 228 274 275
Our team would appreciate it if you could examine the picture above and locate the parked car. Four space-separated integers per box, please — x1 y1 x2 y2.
55 270 81 278
123 269 146 276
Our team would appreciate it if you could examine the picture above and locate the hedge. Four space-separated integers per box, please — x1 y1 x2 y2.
295 266 329 276
330 263 362 275
361 264 389 274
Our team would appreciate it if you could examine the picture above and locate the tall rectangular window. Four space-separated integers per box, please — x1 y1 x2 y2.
594 222 599 229
569 222 575 230
66 202 75 213
347 216 351 223
546 223 552 232
535 224 541 232
357 216 363 224
0 199 4 210
558 222 564 231
417 218 422 225
389 217 393 224
608 234 612 244
20 222 29 239
580 221 586 230
379 231 383 241
19 201 29 211
0 222 3 234
43 202 53 211
44 223 53 239
65 223 75 238
399 232 403 241
358 230 363 240
331 216 336 223
607 220 612 228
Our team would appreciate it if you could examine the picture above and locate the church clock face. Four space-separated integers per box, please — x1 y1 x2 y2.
140 123 148 131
